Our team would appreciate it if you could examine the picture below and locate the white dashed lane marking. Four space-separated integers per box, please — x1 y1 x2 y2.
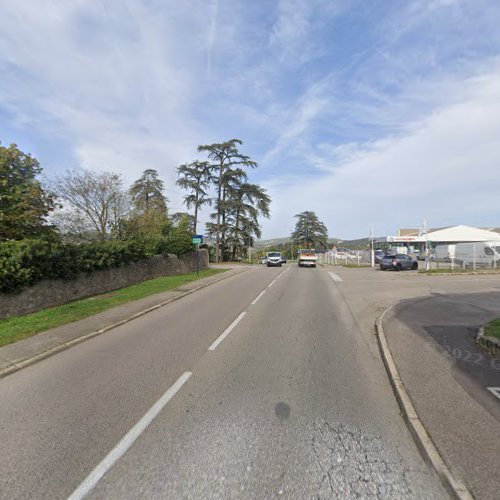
251 290 266 305
68 372 192 500
208 312 247 351
487 387 500 401
328 272 343 282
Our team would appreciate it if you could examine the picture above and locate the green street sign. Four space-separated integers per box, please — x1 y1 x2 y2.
192 237 202 244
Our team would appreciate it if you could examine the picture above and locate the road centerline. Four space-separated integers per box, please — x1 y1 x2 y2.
267 279 277 288
251 290 266 305
208 312 247 351
68 371 192 500
328 271 343 282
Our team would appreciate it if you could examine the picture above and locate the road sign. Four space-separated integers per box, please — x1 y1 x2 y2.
192 237 202 244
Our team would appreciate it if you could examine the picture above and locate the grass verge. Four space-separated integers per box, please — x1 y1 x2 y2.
419 269 463 274
419 268 500 274
338 264 371 268
484 319 500 339
0 269 225 347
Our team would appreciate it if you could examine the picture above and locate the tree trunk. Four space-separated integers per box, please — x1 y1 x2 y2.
193 191 199 235
215 163 223 263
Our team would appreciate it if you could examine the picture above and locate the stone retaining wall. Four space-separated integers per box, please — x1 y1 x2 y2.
0 250 208 319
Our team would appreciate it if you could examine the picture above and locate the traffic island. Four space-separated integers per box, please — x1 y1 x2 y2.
476 321 500 357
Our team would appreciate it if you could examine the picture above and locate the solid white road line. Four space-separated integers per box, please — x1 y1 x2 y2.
487 387 500 401
208 312 247 351
68 371 192 500
267 279 277 288
251 290 266 305
328 271 343 282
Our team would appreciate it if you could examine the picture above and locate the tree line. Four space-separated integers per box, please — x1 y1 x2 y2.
0 138 270 263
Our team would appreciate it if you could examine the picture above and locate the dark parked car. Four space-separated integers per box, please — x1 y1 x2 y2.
379 254 418 271
375 249 385 264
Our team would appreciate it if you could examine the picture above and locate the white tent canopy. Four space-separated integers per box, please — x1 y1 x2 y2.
381 225 500 244
424 225 500 243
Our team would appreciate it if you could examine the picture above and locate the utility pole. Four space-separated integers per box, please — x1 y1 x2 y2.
370 226 375 269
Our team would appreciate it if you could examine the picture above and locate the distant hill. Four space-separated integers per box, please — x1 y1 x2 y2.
255 236 373 250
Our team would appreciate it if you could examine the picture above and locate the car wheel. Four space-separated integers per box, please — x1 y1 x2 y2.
396 263 402 271
412 262 418 270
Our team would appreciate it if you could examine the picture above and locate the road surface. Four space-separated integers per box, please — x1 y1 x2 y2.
0 265 446 499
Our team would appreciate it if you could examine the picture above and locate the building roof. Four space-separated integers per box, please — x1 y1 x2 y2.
397 228 419 236
397 226 451 237
424 225 500 242
382 225 500 244
483 227 500 235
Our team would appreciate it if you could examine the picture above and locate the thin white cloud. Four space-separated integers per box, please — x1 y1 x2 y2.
261 66 500 238
206 0 219 79
0 0 209 211
268 0 347 66
263 75 333 163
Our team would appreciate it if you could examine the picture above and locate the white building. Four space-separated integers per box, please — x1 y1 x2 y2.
377 225 500 252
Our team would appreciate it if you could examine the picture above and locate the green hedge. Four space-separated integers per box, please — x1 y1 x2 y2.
0 239 150 293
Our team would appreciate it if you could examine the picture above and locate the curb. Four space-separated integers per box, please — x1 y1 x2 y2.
475 326 500 357
0 268 248 380
375 303 474 500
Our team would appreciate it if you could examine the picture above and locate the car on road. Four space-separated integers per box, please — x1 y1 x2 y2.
259 256 268 265
379 254 418 271
281 256 287 264
266 251 282 267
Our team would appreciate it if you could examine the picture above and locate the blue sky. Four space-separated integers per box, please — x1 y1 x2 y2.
1 0 500 239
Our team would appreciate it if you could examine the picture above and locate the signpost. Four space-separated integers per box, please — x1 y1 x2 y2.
192 235 203 275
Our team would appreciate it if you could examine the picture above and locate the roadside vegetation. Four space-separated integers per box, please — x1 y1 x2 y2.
484 319 500 339
0 269 225 347
419 268 500 274
0 138 271 296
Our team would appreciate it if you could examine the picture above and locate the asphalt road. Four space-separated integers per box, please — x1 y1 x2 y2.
0 265 446 499
384 292 500 499
395 292 500 420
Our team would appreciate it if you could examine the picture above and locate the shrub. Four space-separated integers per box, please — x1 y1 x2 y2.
157 226 194 257
0 239 150 293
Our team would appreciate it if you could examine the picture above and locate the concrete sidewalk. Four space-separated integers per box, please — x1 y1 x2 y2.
382 296 500 500
0 266 250 378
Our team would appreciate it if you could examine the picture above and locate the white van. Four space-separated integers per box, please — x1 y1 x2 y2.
434 244 456 260
266 251 282 267
453 241 500 267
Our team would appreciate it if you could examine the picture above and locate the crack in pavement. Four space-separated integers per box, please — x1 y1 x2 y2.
311 420 424 499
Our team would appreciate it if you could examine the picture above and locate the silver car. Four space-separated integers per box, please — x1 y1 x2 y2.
379 254 418 271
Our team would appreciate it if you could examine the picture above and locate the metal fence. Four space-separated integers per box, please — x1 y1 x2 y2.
317 250 371 266
426 242 500 270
